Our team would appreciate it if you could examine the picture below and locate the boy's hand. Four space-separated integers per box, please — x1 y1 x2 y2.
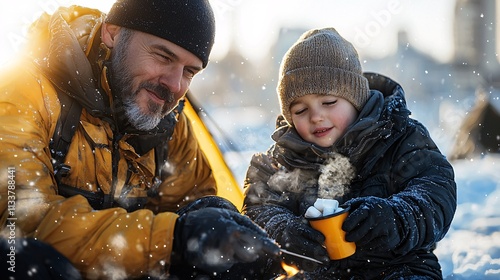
343 196 401 252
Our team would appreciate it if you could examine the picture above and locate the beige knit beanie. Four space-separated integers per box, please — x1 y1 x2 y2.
277 27 370 125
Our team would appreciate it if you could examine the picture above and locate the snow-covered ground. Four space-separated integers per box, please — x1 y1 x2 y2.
436 155 500 279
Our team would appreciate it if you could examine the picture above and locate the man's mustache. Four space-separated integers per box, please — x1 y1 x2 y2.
140 82 175 103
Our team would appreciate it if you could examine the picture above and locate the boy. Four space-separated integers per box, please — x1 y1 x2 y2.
242 28 457 279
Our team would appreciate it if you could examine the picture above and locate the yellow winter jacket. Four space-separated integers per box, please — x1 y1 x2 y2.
0 6 216 278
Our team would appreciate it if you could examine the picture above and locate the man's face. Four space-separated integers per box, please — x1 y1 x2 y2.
109 29 203 131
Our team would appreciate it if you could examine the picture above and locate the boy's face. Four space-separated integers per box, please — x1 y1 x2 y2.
290 94 358 148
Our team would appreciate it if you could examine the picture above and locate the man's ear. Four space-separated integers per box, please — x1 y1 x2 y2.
101 23 121 48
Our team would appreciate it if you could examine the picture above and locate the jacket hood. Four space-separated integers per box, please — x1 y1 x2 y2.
28 6 112 119
337 72 411 169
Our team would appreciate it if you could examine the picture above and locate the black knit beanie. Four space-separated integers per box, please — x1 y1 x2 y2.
105 0 215 68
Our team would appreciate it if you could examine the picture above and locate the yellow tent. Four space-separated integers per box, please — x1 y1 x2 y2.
183 97 244 210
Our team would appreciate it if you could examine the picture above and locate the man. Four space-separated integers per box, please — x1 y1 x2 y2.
0 0 279 279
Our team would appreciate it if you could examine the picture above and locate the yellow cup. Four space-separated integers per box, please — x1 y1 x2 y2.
307 207 356 260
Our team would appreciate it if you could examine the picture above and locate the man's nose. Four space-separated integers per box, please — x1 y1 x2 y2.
159 66 182 94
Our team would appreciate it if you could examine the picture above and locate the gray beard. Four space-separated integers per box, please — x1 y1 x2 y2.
122 96 163 131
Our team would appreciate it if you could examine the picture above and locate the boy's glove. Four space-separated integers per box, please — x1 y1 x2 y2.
173 207 280 273
342 196 402 252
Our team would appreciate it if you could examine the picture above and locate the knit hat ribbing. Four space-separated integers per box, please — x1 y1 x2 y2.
277 28 370 125
105 0 215 68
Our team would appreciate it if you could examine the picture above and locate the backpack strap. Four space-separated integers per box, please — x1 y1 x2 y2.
50 89 83 182
49 89 110 209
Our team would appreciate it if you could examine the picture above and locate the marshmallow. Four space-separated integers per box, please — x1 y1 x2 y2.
323 206 335 216
305 198 342 218
314 198 339 212
305 206 322 218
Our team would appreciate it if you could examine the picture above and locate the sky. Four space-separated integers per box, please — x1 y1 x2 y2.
0 0 457 67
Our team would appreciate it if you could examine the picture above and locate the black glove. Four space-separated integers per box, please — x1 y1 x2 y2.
176 195 239 216
173 207 280 273
342 196 402 252
1 238 82 280
272 215 329 271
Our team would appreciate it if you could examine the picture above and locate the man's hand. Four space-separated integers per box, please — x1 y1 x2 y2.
174 207 280 273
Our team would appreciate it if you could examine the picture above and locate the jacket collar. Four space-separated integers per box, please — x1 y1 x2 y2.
271 125 336 170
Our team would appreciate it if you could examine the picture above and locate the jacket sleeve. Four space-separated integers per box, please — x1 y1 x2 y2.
0 68 178 278
243 152 287 210
387 120 457 255
242 151 302 236
146 112 217 213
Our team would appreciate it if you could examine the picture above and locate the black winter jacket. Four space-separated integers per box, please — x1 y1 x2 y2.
243 73 457 279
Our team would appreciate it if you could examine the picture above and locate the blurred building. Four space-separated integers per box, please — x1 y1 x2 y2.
454 0 500 84
448 0 500 159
